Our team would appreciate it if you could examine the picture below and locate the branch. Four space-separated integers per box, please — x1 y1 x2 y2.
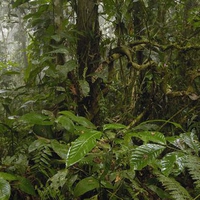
129 60 156 70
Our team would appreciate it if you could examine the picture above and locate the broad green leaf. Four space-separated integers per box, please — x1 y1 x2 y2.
75 116 96 129
66 130 102 167
131 144 165 170
17 177 36 196
56 115 75 132
51 140 69 160
74 177 99 197
0 172 18 181
127 131 166 145
103 123 126 131
59 111 77 121
159 152 185 176
0 178 11 200
59 111 96 129
20 112 52 125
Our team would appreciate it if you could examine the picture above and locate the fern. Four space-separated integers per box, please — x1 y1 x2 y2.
185 155 200 189
157 173 193 200
29 139 52 177
130 144 165 170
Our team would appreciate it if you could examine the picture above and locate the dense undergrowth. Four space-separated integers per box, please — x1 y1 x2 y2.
0 110 200 200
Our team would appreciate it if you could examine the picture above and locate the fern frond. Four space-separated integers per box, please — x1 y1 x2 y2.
185 155 200 189
30 142 52 177
157 173 193 200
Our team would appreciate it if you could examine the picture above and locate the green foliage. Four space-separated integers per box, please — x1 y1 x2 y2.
74 176 99 197
0 0 200 199
0 178 11 200
66 130 102 167
1 108 200 199
0 172 36 197
131 144 165 170
157 174 193 200
185 155 200 189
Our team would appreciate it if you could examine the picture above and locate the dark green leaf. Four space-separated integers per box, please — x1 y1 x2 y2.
51 140 69 160
59 111 96 129
74 177 99 197
17 177 36 196
20 112 52 125
12 0 29 8
56 115 75 132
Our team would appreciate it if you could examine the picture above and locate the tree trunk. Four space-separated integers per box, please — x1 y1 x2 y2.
76 0 101 121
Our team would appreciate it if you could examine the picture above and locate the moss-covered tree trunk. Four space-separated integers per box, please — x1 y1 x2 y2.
76 0 101 122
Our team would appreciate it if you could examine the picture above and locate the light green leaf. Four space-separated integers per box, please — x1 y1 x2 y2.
66 130 102 167
20 112 52 125
51 34 62 42
79 80 90 97
0 178 11 200
56 115 75 132
0 172 18 181
103 123 126 131
48 169 69 190
159 152 185 176
180 132 200 154
131 144 165 170
51 140 69 160
28 139 49 153
74 177 99 197
49 48 68 54
127 131 166 145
